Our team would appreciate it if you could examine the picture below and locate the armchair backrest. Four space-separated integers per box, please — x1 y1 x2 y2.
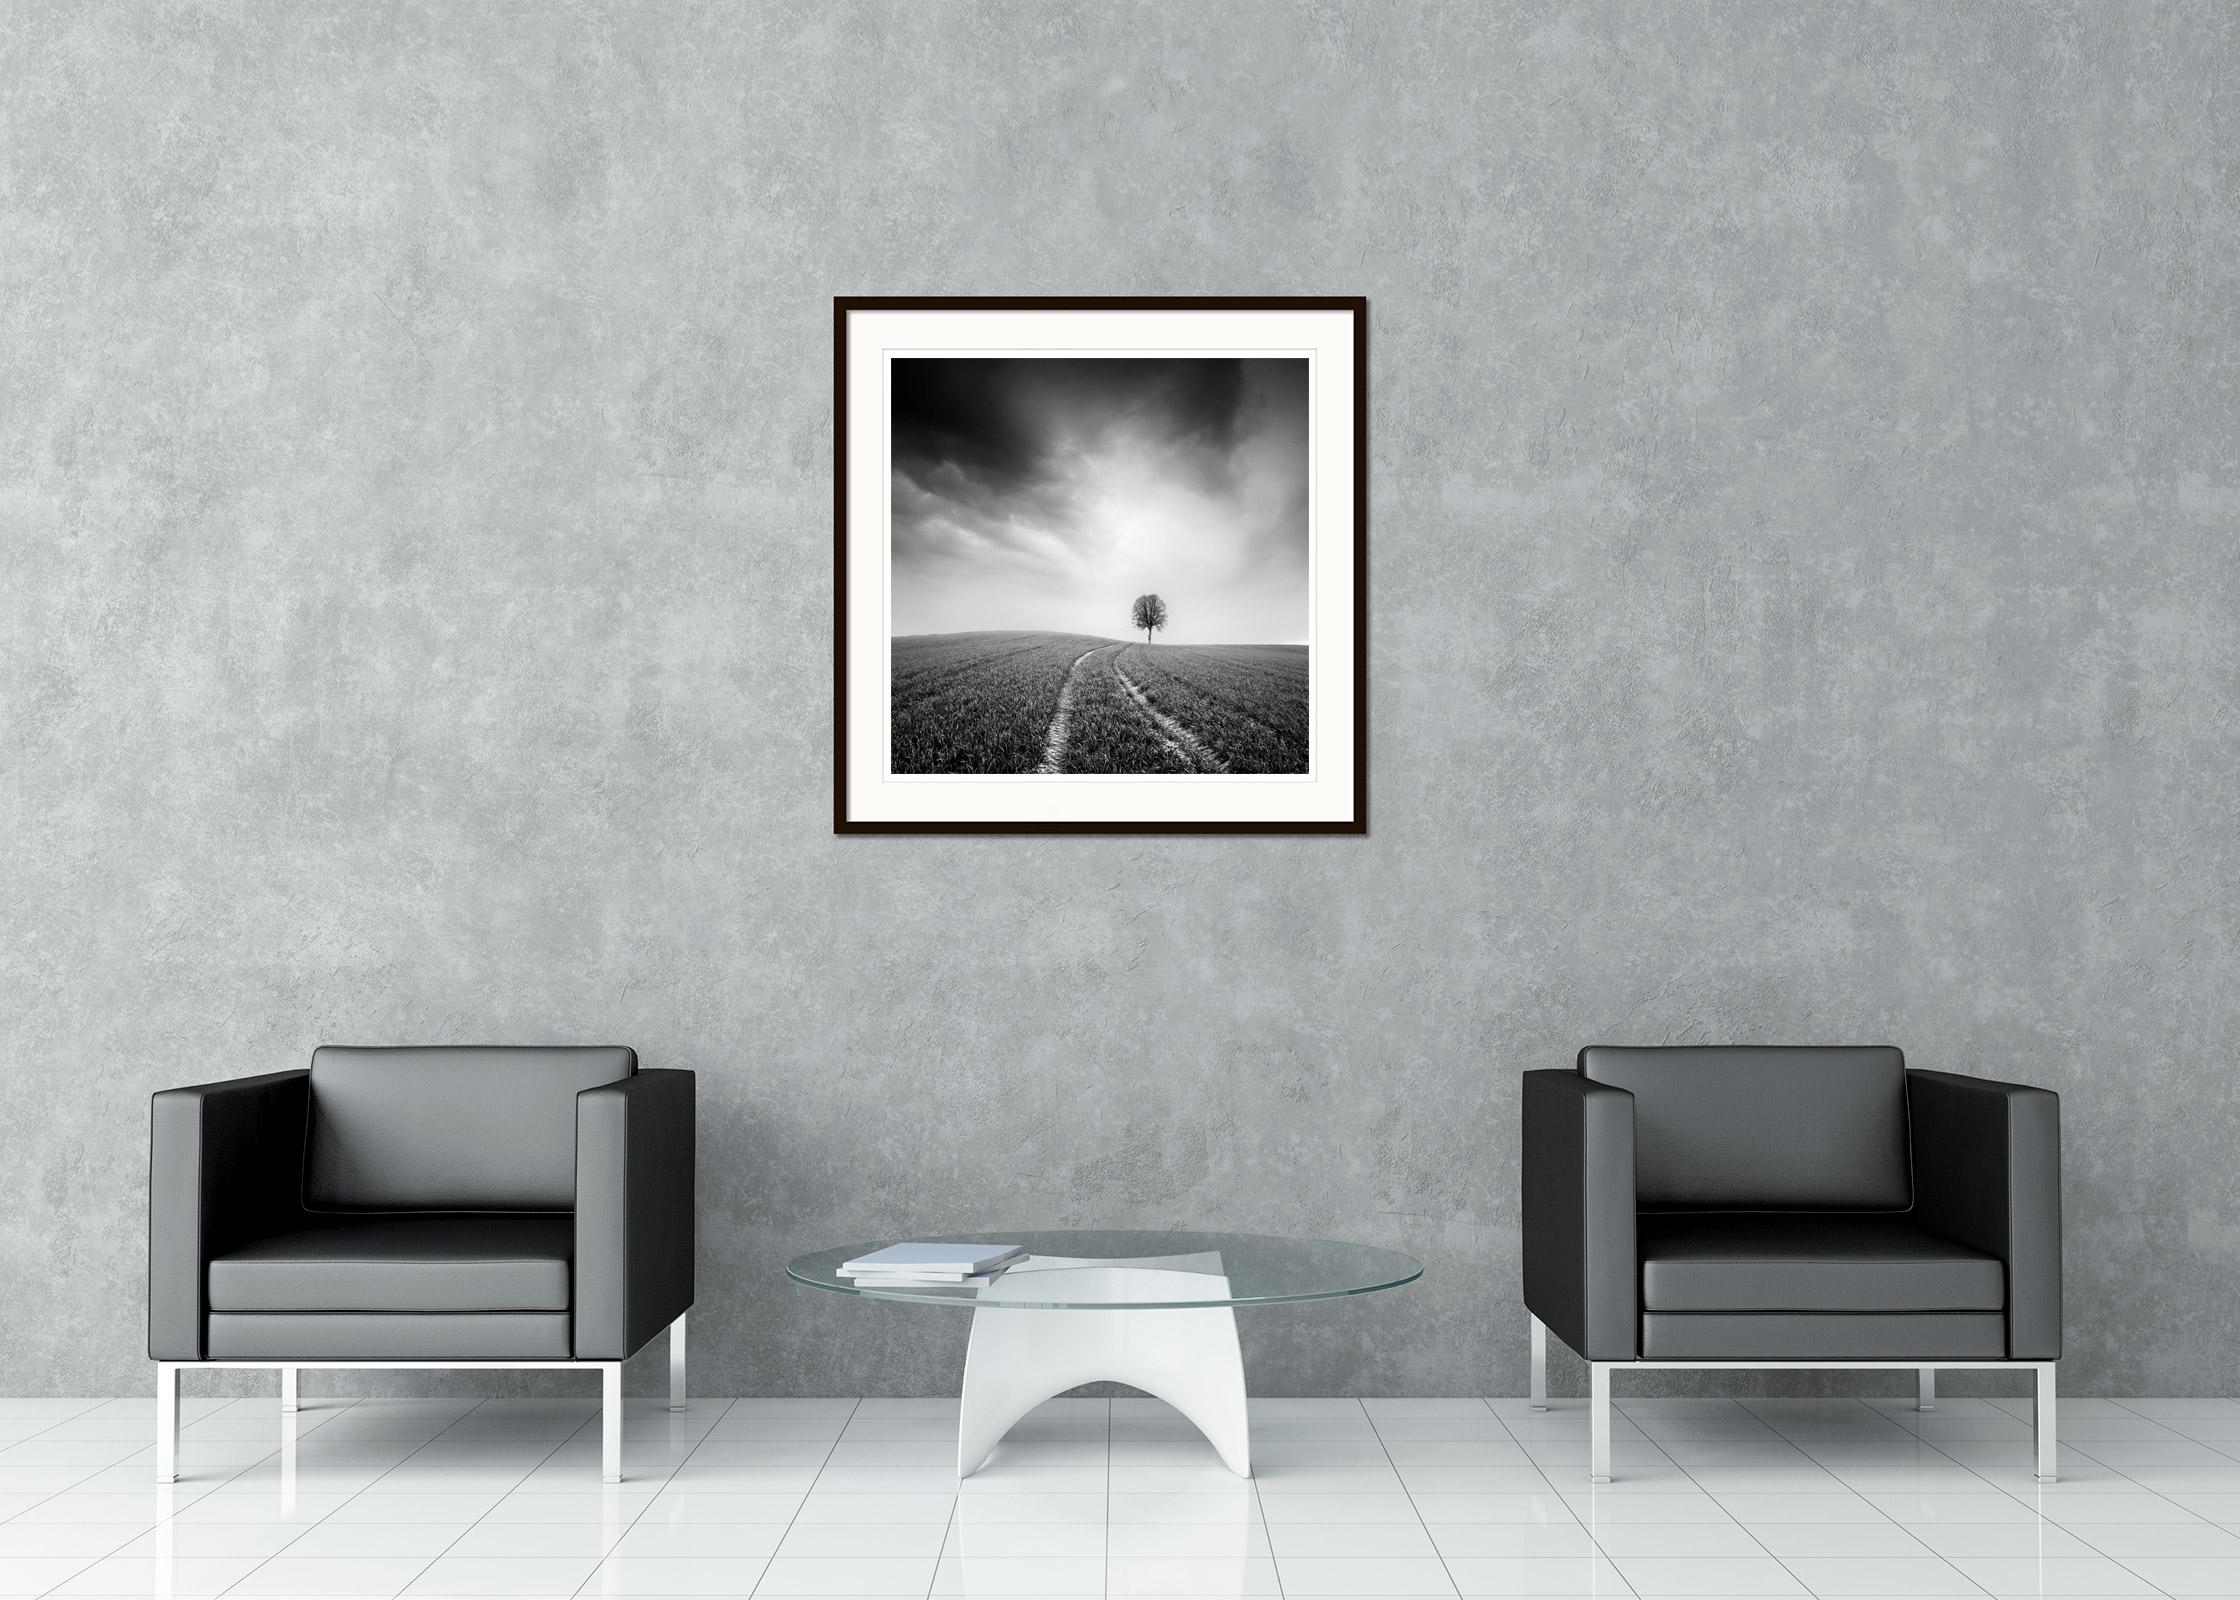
1578 1045 1909 1210
304 1045 637 1212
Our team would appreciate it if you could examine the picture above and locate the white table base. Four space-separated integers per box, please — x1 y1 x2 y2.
955 1261 1249 1478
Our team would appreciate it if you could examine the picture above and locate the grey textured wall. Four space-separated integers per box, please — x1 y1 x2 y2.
5 2 2237 1401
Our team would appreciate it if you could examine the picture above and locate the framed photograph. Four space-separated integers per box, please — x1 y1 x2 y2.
835 296 1366 833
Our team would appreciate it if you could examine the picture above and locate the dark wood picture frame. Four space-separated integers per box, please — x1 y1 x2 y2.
835 296 1367 834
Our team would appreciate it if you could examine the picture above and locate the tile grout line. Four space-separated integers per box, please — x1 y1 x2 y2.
1528 1392 1662 1583
1750 1395 2000 1600
396 1397 590 1596
8 1394 168 1550
1365 1397 1475 1600
623 1393 740 1581
1977 1394 2187 1599
1660 1396 1995 1600
217 1389 472 1586
1501 1396 1650 1600
568 1389 741 1597
26 1389 360 1586
31 1392 361 1600
18 1394 2240 1599
17 1396 245 1600
2053 1395 2210 1600
3 1394 139 1565
1609 1396 1781 1600
1831 1396 2003 1600
1828 1392 2042 1597
1246 1399 1288 1600
920 1397 951 1600
1860 1388 2060 1574
1911 1393 2186 1600
543 1390 722 1595
722 1395 859 1600
212 1394 486 1599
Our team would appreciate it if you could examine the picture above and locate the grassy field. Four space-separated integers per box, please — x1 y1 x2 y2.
891 632 1309 775
1056 644 1196 774
889 632 1108 773
1117 643 1309 773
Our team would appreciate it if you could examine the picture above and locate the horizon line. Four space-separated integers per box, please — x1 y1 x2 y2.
891 629 1309 647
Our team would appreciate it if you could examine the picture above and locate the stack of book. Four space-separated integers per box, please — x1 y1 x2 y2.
841 1242 1026 1288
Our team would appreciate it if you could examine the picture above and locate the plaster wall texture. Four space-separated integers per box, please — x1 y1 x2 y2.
4 2 2237 1399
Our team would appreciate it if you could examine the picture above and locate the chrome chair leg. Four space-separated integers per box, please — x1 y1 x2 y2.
154 1364 179 1484
602 1363 624 1484
1589 1363 1611 1484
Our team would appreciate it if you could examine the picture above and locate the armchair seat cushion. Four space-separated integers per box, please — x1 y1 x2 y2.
1639 1214 2004 1314
1641 1311 2006 1360
207 1215 572 1314
207 1312 571 1360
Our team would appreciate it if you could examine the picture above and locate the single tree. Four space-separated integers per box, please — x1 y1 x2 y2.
1131 593 1169 643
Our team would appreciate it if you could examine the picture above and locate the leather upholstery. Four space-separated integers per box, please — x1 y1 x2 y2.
1520 1070 1639 1360
207 1312 572 1361
304 1046 635 1212
1524 1050 2061 1370
1578 1046 1911 1210
151 1045 694 1368
148 1071 311 1360
1909 1069 2062 1359
208 1215 573 1313
1639 1214 2004 1313
1643 1311 2006 1360
574 1070 697 1360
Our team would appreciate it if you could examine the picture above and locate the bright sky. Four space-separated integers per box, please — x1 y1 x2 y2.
888 357 1308 645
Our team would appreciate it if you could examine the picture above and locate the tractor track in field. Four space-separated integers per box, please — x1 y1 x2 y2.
1031 641 1230 775
1030 644 1115 773
1112 648 1229 774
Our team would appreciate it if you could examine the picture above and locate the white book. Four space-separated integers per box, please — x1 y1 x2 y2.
840 1242 1025 1276
848 1270 1007 1287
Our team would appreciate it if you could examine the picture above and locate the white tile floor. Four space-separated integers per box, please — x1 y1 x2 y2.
1 1395 2236 1598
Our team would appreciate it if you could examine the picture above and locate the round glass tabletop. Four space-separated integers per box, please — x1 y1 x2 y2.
787 1229 1423 1310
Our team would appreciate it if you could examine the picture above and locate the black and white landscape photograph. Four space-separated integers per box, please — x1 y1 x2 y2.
888 356 1311 776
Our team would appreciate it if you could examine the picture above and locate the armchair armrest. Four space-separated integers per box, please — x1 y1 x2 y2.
574 1069 695 1360
1521 1069 1638 1360
148 1069 311 1360
1907 1069 2061 1359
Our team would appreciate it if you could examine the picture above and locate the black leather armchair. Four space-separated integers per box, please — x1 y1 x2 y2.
149 1046 694 1483
1523 1046 2059 1483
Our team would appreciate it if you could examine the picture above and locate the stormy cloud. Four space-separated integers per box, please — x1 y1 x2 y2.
889 357 1308 644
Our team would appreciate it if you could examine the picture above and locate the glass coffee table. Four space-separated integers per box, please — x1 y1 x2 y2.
788 1229 1422 1478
